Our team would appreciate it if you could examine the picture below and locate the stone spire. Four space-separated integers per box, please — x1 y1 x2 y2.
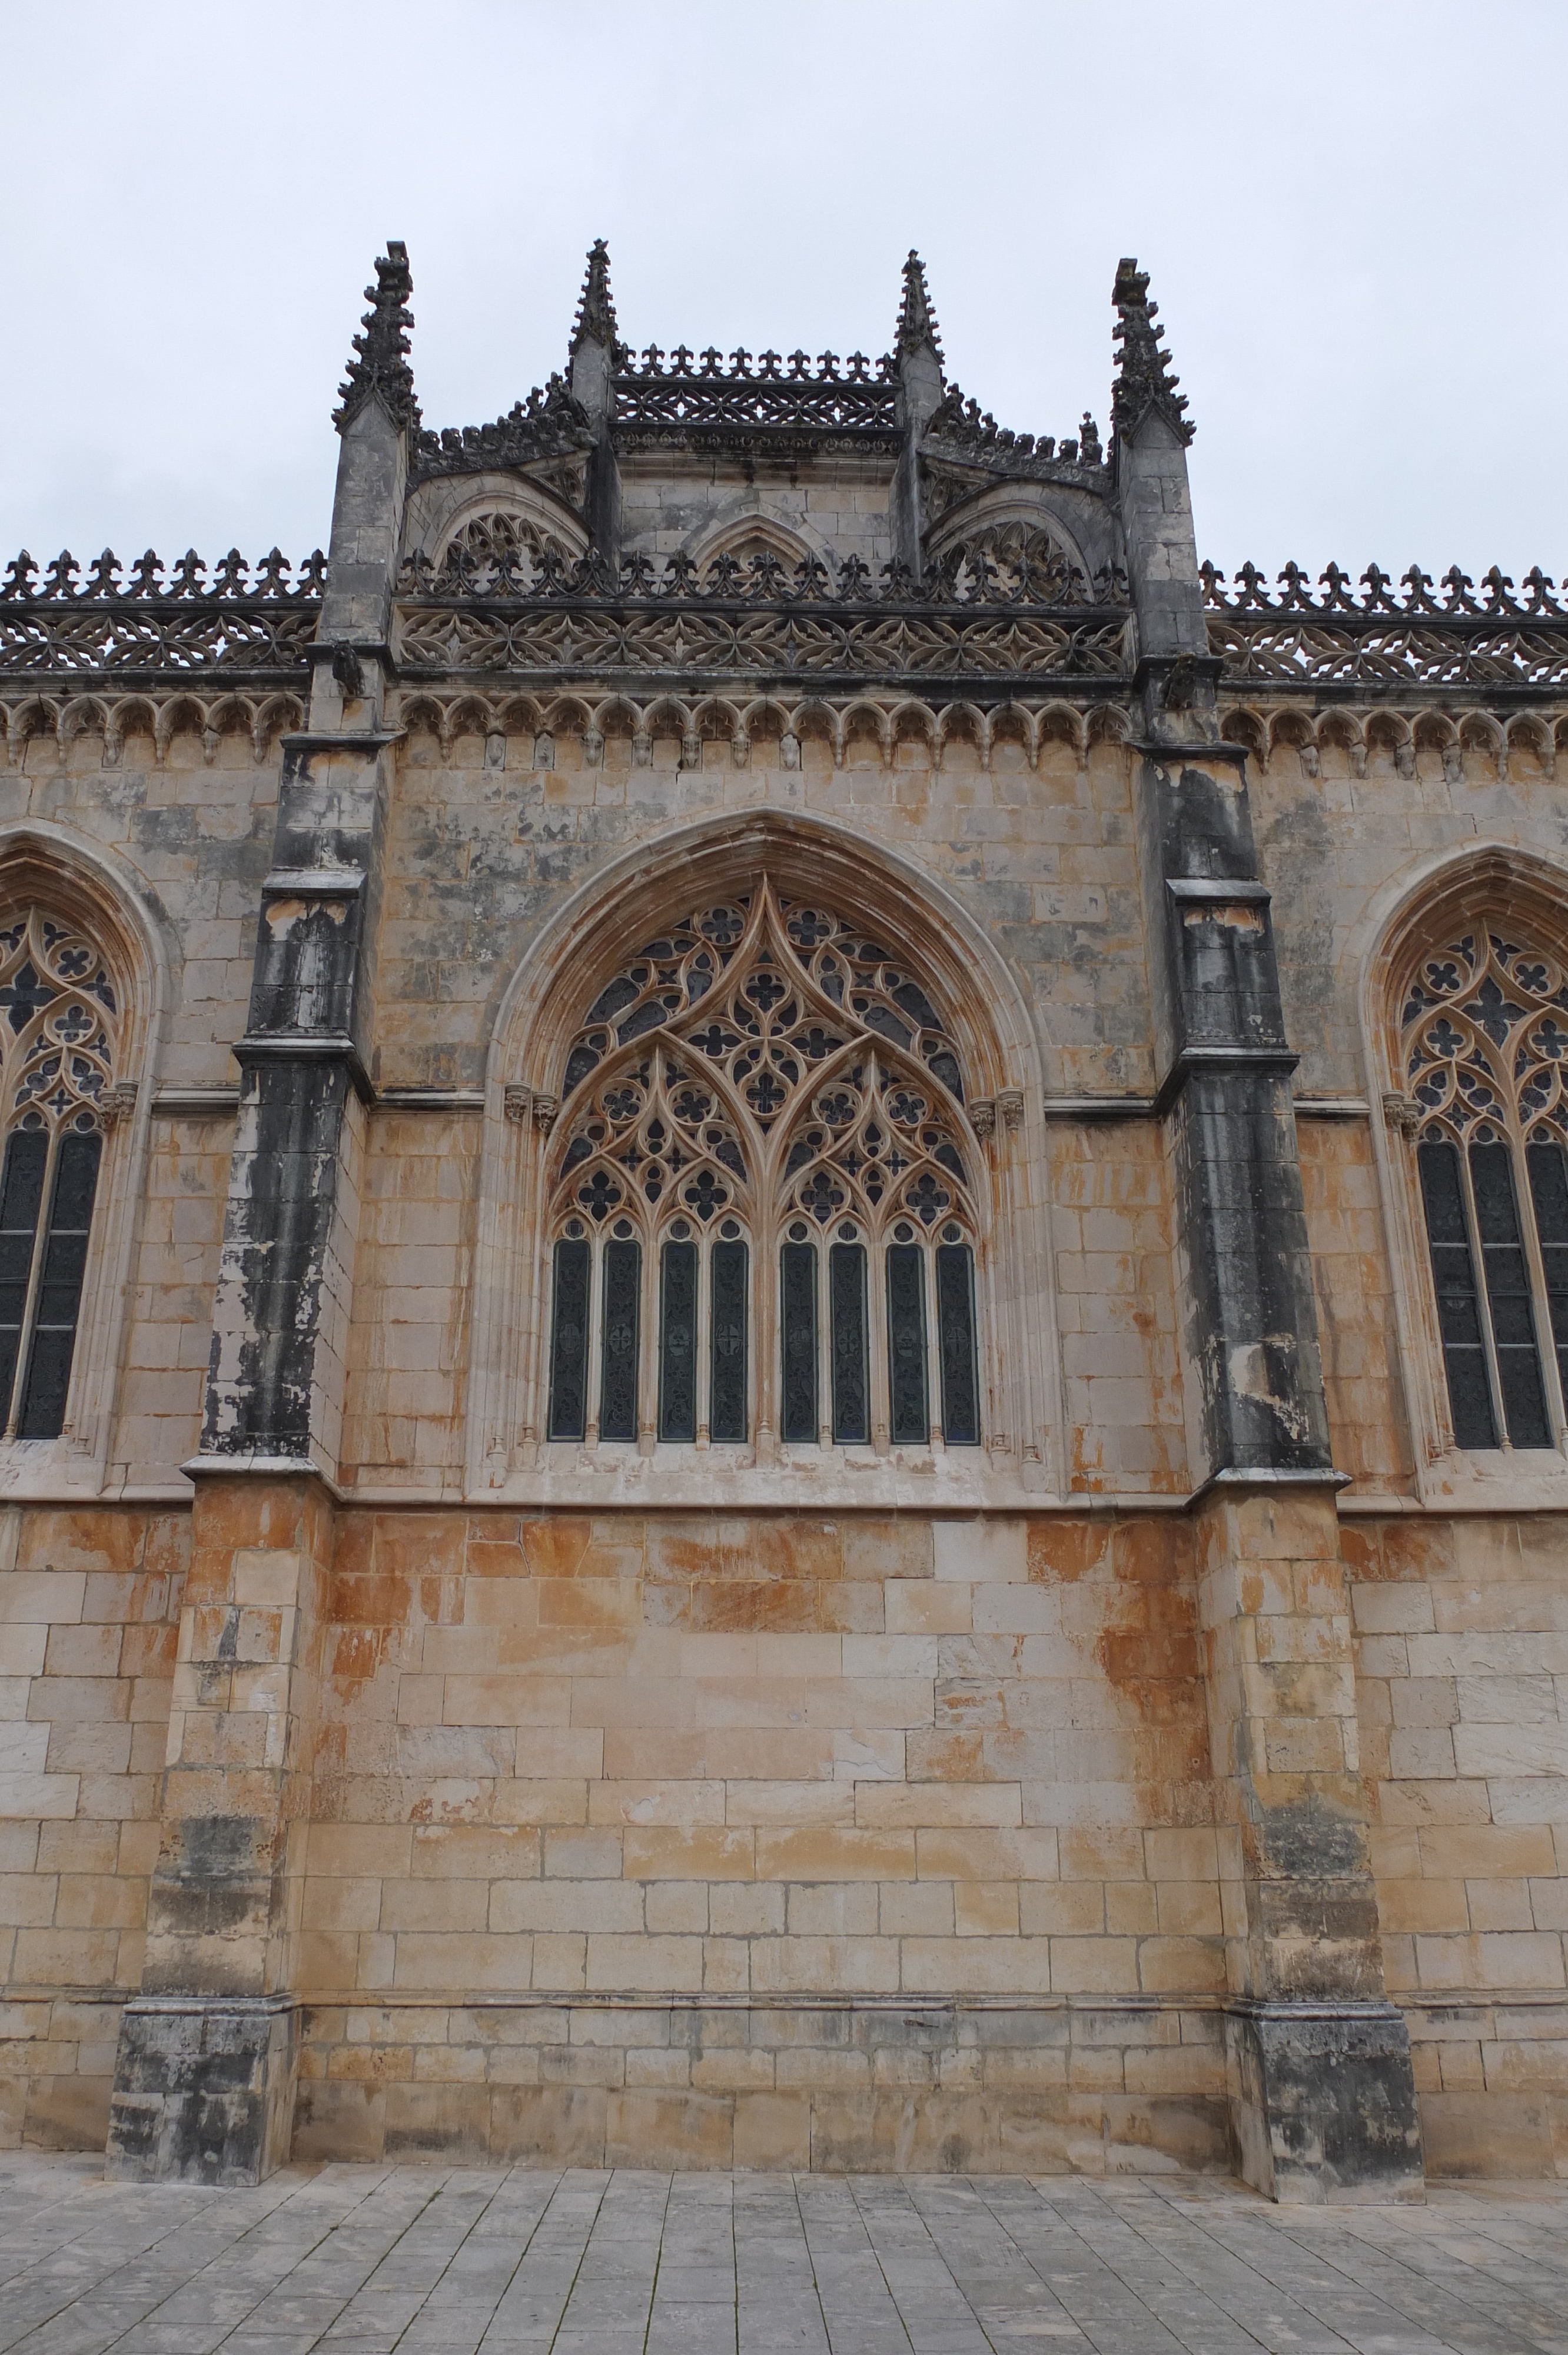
570 238 619 357
891 251 944 581
1111 257 1191 448
894 250 944 370
334 240 420 436
567 239 621 553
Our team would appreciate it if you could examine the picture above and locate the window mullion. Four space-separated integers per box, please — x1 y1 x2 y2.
695 1238 711 1449
5 1126 61 1443
926 1242 945 1450
1514 1121 1568 1446
584 1239 604 1444
637 1234 657 1452
869 1240 891 1455
815 1240 832 1448
1457 1135 1511 1449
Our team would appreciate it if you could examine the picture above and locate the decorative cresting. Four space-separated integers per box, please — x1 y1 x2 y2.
393 545 1130 686
0 549 325 681
1203 561 1568 693
0 905 119 1438
541 884 985 1454
428 510 579 593
1394 904 1568 1453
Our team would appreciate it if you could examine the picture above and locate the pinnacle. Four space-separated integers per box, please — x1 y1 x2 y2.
1110 254 1191 447
334 240 420 437
895 250 944 367
571 238 619 353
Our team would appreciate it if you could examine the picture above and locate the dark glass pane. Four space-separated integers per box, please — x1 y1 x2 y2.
885 1245 929 1445
1418 1140 1496 1449
1527 1140 1568 1408
710 1239 748 1442
1470 1140 1550 1446
659 1240 697 1443
18 1130 100 1439
599 1238 641 1441
0 1129 46 1424
829 1242 869 1445
546 1238 590 1441
936 1242 981 1447
780 1241 817 1442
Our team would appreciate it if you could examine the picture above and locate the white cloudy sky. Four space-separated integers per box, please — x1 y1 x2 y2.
3 0 1563 583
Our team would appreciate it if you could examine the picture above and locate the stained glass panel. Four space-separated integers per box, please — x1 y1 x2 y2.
935 1242 981 1447
829 1241 868 1445
1470 1140 1549 1445
1527 1139 1568 1415
0 1128 46 1427
1417 1140 1495 1448
600 1238 641 1441
546 1238 590 1441
885 1245 928 1445
710 1239 748 1442
659 1239 698 1443
780 1241 817 1442
18 1127 101 1438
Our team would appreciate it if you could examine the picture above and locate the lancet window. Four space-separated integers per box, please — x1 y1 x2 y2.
0 908 117 1439
543 887 983 1451
1402 914 1568 1450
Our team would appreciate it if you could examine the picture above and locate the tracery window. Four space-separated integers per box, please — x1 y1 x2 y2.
0 909 117 1439
1401 915 1568 1450
543 886 983 1451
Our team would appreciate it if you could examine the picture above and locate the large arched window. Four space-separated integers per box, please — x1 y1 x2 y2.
1400 910 1568 1450
542 884 983 1451
0 906 118 1438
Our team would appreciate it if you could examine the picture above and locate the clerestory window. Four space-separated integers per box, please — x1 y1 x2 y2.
543 885 983 1451
0 908 117 1439
1402 915 1568 1450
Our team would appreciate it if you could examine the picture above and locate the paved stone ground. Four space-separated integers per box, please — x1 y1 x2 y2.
1 2157 1567 2355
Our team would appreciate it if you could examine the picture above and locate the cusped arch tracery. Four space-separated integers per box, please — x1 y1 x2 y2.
1388 875 1568 1458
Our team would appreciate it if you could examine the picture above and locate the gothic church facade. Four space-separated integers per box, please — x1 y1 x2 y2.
0 243 1564 2195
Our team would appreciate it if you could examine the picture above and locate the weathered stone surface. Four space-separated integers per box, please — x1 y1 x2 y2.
2 243 1566 2194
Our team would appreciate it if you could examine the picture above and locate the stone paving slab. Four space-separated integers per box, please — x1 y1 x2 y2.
1 2158 1567 2355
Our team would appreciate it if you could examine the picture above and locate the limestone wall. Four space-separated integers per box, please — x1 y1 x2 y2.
0 1505 186 2147
1348 1512 1568 2177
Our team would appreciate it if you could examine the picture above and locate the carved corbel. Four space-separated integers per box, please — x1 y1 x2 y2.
97 1082 138 1133
503 1084 533 1126
1381 1089 1421 1137
533 1094 559 1135
997 1089 1025 1132
969 1097 996 1140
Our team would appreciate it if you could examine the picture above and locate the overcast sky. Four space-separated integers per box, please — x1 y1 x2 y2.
4 1 1563 586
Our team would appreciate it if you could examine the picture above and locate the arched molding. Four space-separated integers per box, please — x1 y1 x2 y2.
679 494 836 579
2 691 304 770
924 484 1097 582
388 688 1135 781
0 821 176 1490
466 807 1061 1498
1357 837 1568 1504
401 470 588 568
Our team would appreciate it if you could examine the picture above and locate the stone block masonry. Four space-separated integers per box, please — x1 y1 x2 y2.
2 237 1566 2194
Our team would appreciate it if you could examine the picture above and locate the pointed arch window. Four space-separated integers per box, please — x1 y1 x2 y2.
543 886 984 1451
1401 914 1568 1450
0 909 118 1439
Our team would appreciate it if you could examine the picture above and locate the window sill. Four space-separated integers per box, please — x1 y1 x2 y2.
477 1441 1046 1510
1415 1444 1568 1512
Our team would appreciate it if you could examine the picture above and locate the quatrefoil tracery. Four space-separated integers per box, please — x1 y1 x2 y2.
1401 921 1568 1147
0 908 118 1134
549 884 979 1248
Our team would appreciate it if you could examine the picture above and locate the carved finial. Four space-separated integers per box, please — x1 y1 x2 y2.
895 250 944 368
334 241 420 436
1111 257 1192 448
571 238 619 354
